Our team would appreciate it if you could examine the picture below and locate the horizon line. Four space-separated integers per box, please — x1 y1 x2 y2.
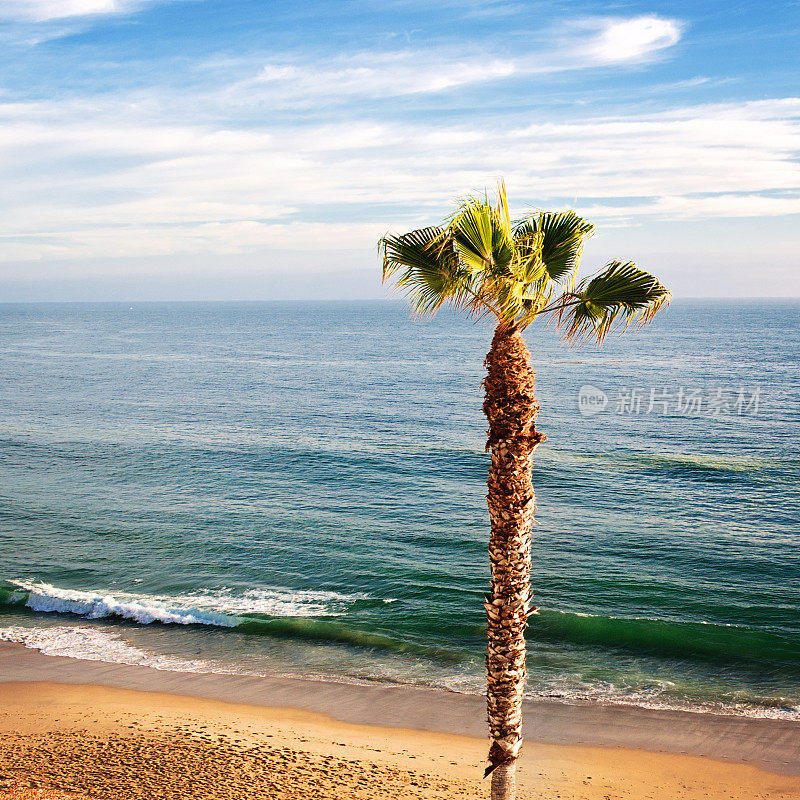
2 297 800 305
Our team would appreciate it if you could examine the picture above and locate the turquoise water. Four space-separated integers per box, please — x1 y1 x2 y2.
0 300 798 719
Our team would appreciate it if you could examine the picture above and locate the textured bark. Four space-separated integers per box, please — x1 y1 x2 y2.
490 762 516 800
483 325 546 798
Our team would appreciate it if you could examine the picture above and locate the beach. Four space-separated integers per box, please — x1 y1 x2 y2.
2 642 799 800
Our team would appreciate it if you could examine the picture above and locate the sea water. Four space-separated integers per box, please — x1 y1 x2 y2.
0 299 798 719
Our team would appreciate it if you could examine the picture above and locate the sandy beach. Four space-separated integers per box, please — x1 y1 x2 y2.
1 642 799 800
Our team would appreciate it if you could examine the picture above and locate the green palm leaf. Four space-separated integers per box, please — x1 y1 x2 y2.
514 211 594 285
556 261 672 343
452 201 514 276
380 226 475 317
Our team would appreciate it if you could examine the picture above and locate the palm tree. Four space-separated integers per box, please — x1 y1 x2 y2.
380 181 671 800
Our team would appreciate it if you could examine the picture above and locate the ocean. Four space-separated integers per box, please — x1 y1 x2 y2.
1 299 798 721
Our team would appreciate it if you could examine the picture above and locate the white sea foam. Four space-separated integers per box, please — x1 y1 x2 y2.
7 580 368 626
523 685 800 721
173 586 367 618
1 623 797 722
0 625 214 672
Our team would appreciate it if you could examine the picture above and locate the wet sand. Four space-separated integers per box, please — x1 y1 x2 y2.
1 642 799 799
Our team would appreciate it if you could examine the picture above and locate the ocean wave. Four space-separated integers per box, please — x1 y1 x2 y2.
532 609 800 669
171 587 370 618
624 452 769 475
232 616 462 661
524 680 800 721
0 580 458 661
542 449 794 476
0 580 369 627
4 581 799 672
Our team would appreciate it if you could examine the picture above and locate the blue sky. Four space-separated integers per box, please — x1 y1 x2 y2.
1 0 798 300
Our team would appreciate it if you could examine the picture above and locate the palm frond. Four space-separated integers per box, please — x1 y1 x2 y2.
511 230 547 285
380 226 478 317
452 200 514 276
495 178 512 238
514 211 594 286
554 261 672 343
379 182 669 334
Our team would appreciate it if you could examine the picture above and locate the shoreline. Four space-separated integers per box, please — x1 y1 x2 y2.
4 683 799 800
2 640 799 779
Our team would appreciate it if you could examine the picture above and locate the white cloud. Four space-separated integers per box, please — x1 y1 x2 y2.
215 15 681 108
0 220 389 266
587 16 683 63
239 53 516 102
0 95 798 269
0 0 150 21
658 194 800 218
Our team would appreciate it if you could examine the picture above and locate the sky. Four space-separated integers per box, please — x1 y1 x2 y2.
0 0 798 301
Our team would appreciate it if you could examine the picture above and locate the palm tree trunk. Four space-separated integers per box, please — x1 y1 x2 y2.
483 325 545 800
